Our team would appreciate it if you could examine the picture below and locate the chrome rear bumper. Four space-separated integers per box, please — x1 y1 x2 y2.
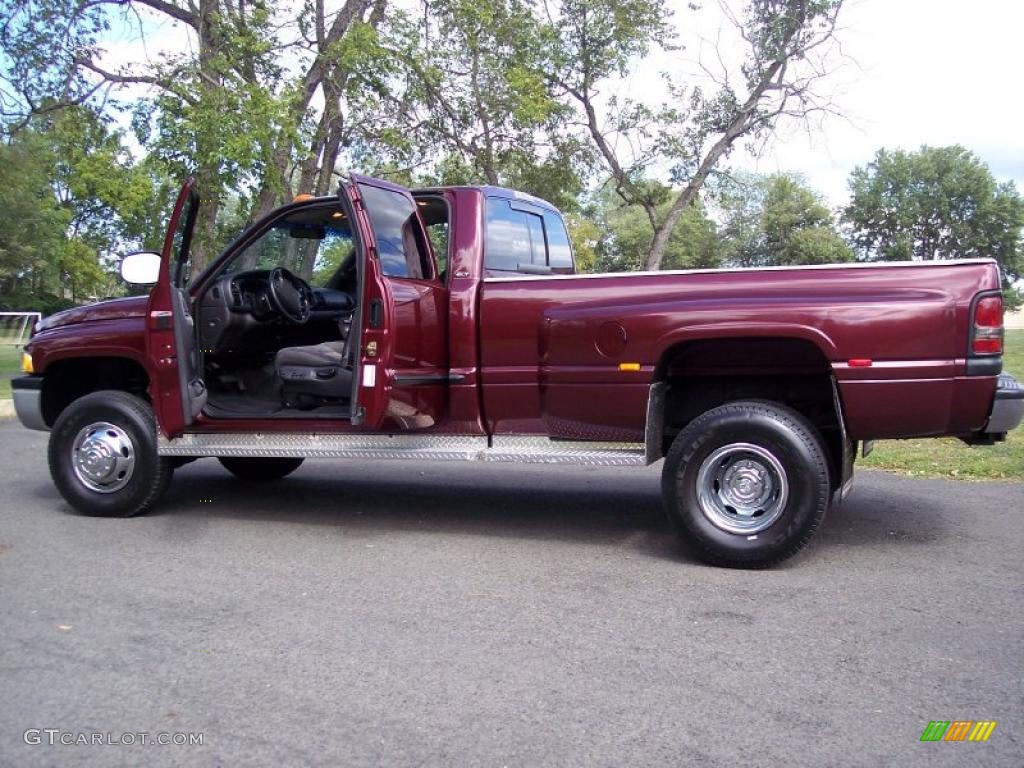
986 374 1024 434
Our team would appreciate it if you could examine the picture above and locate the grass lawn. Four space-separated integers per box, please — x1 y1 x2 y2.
861 329 1023 481
0 346 22 399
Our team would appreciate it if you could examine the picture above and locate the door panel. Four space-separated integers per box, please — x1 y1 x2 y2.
346 175 449 430
385 277 448 428
146 179 206 437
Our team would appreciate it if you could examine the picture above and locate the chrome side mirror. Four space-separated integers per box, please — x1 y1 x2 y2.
119 251 162 285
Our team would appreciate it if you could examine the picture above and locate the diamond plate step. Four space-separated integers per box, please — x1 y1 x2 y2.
157 432 650 466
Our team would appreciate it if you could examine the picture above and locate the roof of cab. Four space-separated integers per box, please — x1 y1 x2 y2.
412 184 561 213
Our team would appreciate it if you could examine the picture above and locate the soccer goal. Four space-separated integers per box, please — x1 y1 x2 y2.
0 312 42 347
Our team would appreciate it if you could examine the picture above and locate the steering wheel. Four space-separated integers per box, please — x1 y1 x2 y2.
267 267 312 324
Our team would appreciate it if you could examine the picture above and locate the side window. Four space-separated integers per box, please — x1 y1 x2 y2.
414 192 451 282
543 211 574 272
484 198 545 273
524 214 546 266
425 221 448 279
485 197 575 275
173 190 199 285
358 183 432 279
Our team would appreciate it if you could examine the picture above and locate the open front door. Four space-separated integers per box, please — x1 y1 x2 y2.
344 175 449 430
146 179 207 437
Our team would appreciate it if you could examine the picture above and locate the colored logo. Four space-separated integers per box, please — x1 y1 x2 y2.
920 720 997 742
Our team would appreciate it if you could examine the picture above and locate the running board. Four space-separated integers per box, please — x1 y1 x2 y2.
157 432 649 467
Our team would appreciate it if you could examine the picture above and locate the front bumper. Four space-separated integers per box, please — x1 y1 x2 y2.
11 375 47 432
985 374 1024 435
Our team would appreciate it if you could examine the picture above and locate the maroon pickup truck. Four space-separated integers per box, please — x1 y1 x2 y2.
12 175 1023 566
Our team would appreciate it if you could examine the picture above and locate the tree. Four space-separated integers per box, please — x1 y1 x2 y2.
0 132 70 304
0 107 163 306
717 172 851 267
590 181 722 272
370 0 586 208
546 0 847 270
2 0 389 271
757 174 850 265
843 146 1024 298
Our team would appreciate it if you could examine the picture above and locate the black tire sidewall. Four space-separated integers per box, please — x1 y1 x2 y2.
48 391 168 517
663 402 830 566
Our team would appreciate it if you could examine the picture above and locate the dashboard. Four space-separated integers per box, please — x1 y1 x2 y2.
198 270 356 355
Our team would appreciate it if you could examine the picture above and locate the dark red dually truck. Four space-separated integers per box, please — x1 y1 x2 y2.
12 175 1024 566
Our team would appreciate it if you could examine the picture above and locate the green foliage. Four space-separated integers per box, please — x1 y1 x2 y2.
718 173 852 267
844 146 1024 295
759 175 852 266
56 238 106 301
543 0 675 201
591 182 722 272
0 131 70 298
46 108 164 249
564 213 601 273
375 0 585 205
311 238 352 285
0 107 165 306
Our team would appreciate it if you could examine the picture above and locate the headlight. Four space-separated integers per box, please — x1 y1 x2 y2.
21 352 33 374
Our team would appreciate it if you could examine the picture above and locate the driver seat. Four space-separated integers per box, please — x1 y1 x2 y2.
275 326 355 407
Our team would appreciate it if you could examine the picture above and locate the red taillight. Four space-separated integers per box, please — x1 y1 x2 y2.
972 295 1003 355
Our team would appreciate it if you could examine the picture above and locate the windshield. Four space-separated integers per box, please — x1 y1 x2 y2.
216 202 355 288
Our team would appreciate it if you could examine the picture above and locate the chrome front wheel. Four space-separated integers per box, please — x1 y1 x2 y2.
49 391 173 517
71 421 136 493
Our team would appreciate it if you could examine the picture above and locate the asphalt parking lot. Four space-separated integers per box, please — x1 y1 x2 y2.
0 419 1021 767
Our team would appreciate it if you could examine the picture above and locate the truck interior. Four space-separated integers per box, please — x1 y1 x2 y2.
194 201 363 419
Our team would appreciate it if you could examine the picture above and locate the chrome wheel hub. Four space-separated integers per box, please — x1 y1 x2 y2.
71 422 136 493
696 442 788 534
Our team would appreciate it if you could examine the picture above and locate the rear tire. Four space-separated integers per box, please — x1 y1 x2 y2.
48 391 173 517
662 400 831 568
218 457 304 482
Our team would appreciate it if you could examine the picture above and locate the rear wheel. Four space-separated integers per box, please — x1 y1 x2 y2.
218 457 304 482
662 400 831 568
48 391 173 517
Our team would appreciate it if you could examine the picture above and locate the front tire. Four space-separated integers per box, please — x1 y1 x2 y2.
48 391 173 517
218 457 304 482
662 400 831 568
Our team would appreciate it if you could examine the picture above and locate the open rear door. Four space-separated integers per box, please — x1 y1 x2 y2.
342 174 449 430
146 179 207 437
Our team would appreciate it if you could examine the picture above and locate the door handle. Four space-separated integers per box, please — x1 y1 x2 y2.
369 299 383 328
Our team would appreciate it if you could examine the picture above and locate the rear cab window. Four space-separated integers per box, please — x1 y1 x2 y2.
484 197 575 277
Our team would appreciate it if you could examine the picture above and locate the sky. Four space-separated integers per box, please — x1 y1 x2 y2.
95 0 1024 209
647 0 1024 206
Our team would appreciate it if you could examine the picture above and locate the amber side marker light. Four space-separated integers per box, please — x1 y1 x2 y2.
22 352 33 374
972 296 1004 355
618 362 641 372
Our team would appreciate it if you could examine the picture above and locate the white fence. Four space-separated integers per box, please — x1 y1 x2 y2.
0 312 42 346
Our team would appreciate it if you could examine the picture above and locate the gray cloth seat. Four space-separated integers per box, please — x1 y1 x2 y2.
275 340 353 403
